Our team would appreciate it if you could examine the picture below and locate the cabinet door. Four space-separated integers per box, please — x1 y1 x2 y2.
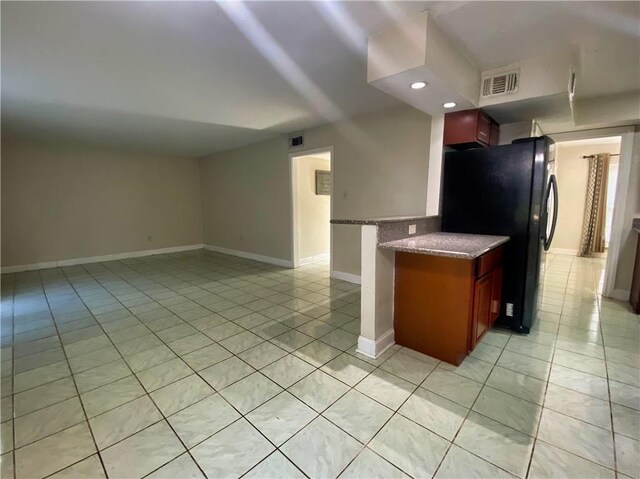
472 273 492 348
490 265 503 325
489 121 500 146
476 112 492 145
444 110 480 146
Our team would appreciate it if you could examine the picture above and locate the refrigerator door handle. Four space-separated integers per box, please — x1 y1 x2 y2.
543 174 558 251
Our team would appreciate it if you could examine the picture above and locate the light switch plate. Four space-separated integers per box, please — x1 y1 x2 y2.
409 224 416 235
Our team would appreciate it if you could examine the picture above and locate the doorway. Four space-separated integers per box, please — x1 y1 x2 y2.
290 147 333 268
552 136 622 259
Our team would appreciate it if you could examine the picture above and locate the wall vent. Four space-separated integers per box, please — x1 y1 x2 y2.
481 70 519 98
288 134 304 148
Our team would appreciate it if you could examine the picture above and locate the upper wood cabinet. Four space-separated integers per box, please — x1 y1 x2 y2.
444 108 500 149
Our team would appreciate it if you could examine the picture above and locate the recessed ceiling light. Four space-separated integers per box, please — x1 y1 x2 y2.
410 81 427 90
443 102 456 108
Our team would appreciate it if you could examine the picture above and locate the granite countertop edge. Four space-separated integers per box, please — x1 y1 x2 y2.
378 232 510 259
330 215 433 225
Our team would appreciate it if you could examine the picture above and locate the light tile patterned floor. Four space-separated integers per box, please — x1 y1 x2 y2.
0 251 638 478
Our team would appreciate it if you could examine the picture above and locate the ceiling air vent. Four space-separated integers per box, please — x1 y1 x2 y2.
288 134 304 148
481 70 519 98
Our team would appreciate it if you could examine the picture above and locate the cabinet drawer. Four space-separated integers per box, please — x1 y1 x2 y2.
475 246 504 278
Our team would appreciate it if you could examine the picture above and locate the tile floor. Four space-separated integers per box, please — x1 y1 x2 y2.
0 250 638 478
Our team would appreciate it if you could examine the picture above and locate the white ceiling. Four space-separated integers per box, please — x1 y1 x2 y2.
2 1 639 157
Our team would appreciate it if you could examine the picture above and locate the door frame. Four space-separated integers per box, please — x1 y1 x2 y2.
549 125 634 298
289 146 334 271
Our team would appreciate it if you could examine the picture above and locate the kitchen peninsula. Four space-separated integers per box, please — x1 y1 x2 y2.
331 216 508 364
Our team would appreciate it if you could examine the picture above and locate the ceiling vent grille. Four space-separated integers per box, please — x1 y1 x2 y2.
481 70 519 98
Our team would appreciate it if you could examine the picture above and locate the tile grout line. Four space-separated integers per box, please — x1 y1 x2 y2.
9 272 17 479
70 255 351 478
4 252 635 479
38 269 112 479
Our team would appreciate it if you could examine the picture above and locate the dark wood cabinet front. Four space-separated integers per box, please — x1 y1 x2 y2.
472 273 492 345
444 108 499 150
490 266 503 325
476 112 492 145
469 265 504 350
394 246 505 365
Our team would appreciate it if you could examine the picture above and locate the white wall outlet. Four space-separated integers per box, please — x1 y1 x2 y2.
408 224 416 235
506 303 514 317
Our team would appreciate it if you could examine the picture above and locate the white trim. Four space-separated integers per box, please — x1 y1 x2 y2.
608 289 631 301
426 114 444 216
549 126 634 142
603 131 634 297
548 248 578 256
299 253 330 265
289 146 334 270
356 329 395 359
1 244 204 273
1 261 59 274
204 244 293 268
331 270 361 284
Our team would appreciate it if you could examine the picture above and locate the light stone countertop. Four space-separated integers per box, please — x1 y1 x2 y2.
378 232 510 259
330 216 431 225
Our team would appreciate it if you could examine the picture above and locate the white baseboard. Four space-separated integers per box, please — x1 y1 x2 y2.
204 244 293 268
1 244 205 273
356 329 395 359
607 289 631 301
331 270 361 284
299 253 330 265
548 248 579 256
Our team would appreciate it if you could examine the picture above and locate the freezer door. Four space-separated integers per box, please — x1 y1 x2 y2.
543 170 558 251
442 141 536 331
536 144 558 324
523 139 558 331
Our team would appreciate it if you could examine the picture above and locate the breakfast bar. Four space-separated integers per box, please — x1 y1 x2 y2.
380 232 509 365
331 216 509 364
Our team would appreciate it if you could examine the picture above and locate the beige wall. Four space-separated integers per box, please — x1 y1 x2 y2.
1 137 203 267
295 155 331 261
498 121 533 145
200 104 432 275
553 142 621 252
614 129 640 292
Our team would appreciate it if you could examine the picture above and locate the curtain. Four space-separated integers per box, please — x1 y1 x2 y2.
579 153 610 256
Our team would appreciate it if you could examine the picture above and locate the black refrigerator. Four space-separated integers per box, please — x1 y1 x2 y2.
441 136 558 333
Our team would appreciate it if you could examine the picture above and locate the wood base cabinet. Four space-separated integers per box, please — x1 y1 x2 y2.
394 246 504 365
